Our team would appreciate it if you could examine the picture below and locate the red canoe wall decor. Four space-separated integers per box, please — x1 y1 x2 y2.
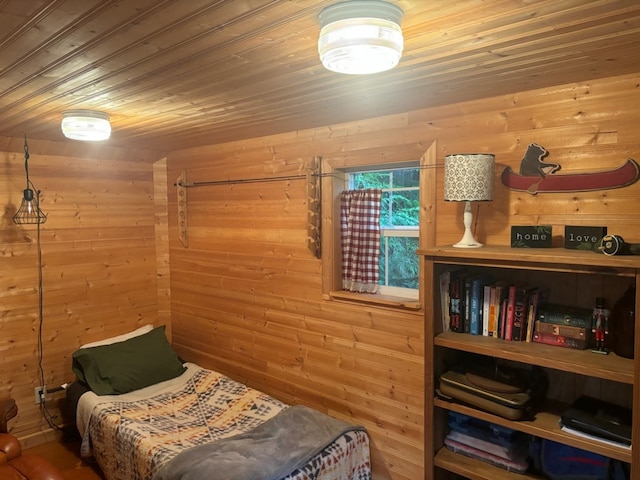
501 143 640 194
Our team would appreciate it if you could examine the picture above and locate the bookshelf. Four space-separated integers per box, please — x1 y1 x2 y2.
419 245 639 479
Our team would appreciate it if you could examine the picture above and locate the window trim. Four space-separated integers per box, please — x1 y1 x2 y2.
320 141 437 311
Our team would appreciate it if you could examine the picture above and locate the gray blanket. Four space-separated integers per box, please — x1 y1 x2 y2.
151 405 365 480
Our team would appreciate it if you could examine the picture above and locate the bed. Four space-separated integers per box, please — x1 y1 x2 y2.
68 325 371 480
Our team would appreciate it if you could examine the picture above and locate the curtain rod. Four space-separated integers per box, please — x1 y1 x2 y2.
173 173 338 188
174 157 323 257
175 173 306 187
174 163 439 188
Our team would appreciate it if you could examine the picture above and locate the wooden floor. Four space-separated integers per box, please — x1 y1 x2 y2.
25 437 105 480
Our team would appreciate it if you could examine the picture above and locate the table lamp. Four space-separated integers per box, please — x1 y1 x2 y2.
444 153 495 248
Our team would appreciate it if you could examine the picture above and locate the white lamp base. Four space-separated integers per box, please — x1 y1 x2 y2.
453 201 483 248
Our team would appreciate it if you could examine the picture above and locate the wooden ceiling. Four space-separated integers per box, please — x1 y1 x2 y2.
1 0 639 152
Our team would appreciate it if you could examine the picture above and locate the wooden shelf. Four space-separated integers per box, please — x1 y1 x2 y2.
435 398 632 463
435 447 543 480
435 331 634 384
418 245 640 273
422 245 639 478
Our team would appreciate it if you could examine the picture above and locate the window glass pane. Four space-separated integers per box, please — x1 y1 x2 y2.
350 171 390 189
380 236 419 289
380 191 391 226
390 190 419 227
392 168 420 188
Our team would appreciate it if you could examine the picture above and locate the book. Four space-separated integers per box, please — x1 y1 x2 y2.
524 291 537 342
560 425 631 450
469 276 488 335
532 331 588 350
482 283 492 336
487 284 497 337
446 430 529 461
534 320 588 340
504 284 524 341
499 296 509 339
538 304 592 329
448 270 465 333
492 282 508 338
444 436 530 474
448 411 524 448
463 275 472 334
525 288 548 342
439 270 452 332
511 285 535 341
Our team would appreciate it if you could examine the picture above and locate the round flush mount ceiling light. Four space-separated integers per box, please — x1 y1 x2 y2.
61 110 111 141
318 0 404 75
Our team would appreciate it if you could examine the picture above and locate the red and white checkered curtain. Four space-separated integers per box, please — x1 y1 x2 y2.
340 189 382 293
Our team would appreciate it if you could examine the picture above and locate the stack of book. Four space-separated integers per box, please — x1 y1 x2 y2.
439 270 594 350
444 411 530 473
532 304 593 350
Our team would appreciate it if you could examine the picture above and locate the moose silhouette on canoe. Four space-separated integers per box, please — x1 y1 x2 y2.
501 143 639 194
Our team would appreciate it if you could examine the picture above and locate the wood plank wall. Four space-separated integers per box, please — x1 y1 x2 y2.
0 72 638 479
166 73 640 480
0 138 164 446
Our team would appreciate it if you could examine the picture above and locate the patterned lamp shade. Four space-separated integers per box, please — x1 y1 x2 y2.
444 153 495 201
444 153 495 248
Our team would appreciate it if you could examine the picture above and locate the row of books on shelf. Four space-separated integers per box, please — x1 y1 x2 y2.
439 269 595 349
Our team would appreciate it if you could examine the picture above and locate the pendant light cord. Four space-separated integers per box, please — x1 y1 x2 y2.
24 136 61 430
23 136 31 188
36 214 61 431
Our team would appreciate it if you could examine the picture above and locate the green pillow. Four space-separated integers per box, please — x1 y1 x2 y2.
72 325 186 395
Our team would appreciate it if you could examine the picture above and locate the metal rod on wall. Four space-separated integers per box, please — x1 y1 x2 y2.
174 158 322 258
174 174 308 188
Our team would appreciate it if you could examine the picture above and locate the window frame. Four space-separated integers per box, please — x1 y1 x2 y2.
320 141 437 311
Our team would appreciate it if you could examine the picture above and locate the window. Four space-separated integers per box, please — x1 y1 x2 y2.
348 167 419 299
320 141 436 310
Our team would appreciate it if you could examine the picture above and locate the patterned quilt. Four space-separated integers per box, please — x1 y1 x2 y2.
81 364 370 480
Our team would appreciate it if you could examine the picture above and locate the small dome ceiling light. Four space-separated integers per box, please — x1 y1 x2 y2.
61 110 111 141
318 0 404 75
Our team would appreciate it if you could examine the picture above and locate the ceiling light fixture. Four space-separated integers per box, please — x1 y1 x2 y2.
61 110 111 141
318 0 404 75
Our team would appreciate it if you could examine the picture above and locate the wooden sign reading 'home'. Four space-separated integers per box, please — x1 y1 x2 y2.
511 226 552 248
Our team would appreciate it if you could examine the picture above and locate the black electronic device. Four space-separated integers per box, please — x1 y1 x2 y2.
560 395 632 446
